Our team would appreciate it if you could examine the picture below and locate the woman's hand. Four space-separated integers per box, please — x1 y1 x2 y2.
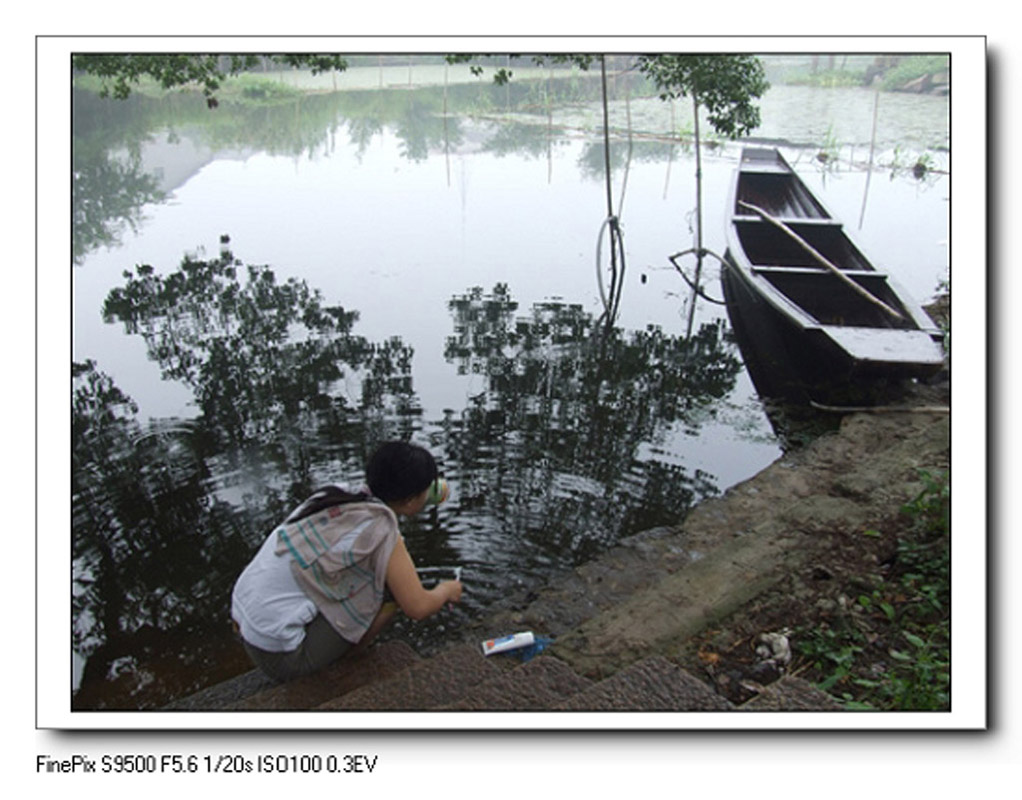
441 579 463 606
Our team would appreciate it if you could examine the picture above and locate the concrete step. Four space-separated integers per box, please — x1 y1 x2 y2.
226 640 422 711
317 643 507 711
555 655 734 711
438 654 595 711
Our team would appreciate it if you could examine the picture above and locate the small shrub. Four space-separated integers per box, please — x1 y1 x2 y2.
880 56 949 91
795 471 949 710
228 74 300 104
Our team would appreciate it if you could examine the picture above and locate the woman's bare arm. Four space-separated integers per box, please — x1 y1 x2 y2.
385 537 462 621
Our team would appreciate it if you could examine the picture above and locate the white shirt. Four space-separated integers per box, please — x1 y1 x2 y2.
231 532 317 652
230 513 383 651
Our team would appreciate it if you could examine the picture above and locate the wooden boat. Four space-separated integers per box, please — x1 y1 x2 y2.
721 147 945 401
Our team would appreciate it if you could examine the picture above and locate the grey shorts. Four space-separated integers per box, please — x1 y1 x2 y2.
241 613 354 683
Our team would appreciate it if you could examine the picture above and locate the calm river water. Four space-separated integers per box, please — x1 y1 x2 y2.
71 61 949 708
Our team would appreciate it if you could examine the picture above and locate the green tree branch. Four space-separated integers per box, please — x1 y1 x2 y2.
635 54 769 139
72 54 349 107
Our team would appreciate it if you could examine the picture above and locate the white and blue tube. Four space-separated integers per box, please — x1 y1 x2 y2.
481 631 535 656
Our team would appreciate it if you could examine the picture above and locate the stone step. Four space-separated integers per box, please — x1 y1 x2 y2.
437 654 595 711
317 643 507 711
555 655 734 711
736 675 843 711
227 639 423 711
161 667 276 711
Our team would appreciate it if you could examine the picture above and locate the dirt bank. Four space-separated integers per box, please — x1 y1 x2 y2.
463 369 949 708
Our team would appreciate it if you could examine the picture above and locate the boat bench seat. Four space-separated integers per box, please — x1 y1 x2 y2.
751 265 884 278
732 214 838 227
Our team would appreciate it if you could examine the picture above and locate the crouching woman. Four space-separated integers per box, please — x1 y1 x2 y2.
231 441 462 683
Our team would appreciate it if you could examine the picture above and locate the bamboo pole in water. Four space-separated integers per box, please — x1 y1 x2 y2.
618 68 633 216
547 66 553 183
859 87 881 229
686 92 704 339
600 56 619 327
810 400 948 414
663 100 675 200
443 63 451 187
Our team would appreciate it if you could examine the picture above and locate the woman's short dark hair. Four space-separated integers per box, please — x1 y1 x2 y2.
366 441 438 503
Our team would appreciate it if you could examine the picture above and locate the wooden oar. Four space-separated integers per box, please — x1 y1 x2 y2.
738 200 905 322
810 400 949 414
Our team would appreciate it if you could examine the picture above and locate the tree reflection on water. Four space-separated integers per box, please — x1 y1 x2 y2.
440 284 741 566
74 249 417 708
72 261 742 709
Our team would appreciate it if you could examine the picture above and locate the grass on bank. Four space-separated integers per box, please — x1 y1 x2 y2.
795 470 950 710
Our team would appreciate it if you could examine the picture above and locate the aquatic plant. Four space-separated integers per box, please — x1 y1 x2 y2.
815 123 840 167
